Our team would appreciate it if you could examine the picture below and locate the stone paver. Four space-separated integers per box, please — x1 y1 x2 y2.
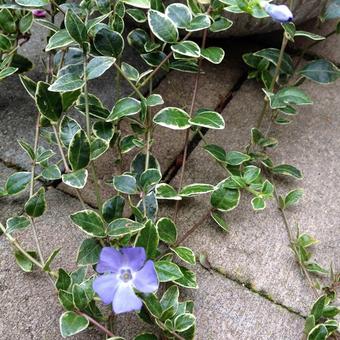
162 78 340 316
186 267 304 339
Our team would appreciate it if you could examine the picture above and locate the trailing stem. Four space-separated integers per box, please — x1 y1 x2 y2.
174 28 209 222
256 33 288 129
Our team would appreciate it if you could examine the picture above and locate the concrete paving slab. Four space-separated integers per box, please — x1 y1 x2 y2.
186 266 304 339
162 78 340 315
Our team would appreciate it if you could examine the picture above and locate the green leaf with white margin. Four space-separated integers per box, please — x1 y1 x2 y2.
140 168 162 191
121 62 140 81
46 29 73 51
135 220 159 258
42 164 62 180
62 169 88 189
210 187 240 212
225 151 250 165
25 187 46 218
94 28 124 58
122 0 150 9
254 48 294 74
15 250 37 272
210 17 233 32
210 211 229 231
102 196 125 223
270 87 313 109
156 217 177 244
86 56 115 80
49 74 85 92
107 97 141 121
165 3 192 28
203 144 226 162
160 285 179 320
0 34 12 51
6 216 30 234
251 197 266 210
19 74 36 99
271 164 303 179
284 188 303 209
307 324 328 340
65 10 87 46
153 107 190 130
36 81 63 123
93 121 114 142
70 210 106 237
155 260 183 282
68 130 91 171
5 171 31 195
171 41 200 58
189 110 225 129
126 8 147 23
43 248 61 272
299 59 340 84
200 47 225 64
60 116 81 148
295 31 325 41
173 266 197 288
186 14 210 32
243 165 261 184
148 9 178 43
174 313 196 332
60 311 89 337
155 183 181 200
107 218 145 237
171 246 195 265
77 238 101 266
179 183 215 197
0 67 18 80
113 174 138 194
146 94 164 107
90 138 109 160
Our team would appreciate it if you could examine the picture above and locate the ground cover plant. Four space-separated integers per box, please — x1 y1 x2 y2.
0 0 339 338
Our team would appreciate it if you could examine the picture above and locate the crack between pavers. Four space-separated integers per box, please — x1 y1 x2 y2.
0 157 27 173
162 71 249 183
202 263 306 319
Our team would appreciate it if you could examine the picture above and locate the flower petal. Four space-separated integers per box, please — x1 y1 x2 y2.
96 247 124 273
112 284 142 314
93 274 119 304
133 260 159 293
121 247 146 271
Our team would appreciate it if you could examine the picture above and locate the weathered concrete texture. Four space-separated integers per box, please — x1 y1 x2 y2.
186 267 304 339
0 187 150 339
162 78 340 316
58 41 251 206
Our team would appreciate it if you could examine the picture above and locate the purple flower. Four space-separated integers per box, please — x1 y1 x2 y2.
93 247 159 314
263 3 293 23
32 9 47 18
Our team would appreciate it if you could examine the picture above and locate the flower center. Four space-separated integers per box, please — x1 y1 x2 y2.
119 268 132 283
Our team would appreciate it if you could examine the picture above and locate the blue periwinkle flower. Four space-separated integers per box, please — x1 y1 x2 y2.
263 2 293 23
93 247 159 314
